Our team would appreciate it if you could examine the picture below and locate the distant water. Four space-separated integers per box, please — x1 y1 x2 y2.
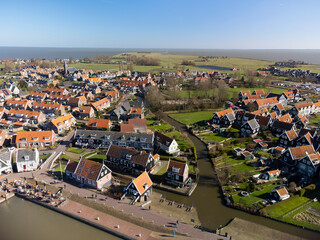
196 65 233 71
1 47 320 64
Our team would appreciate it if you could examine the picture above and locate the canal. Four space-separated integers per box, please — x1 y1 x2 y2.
0 197 120 240
158 114 320 240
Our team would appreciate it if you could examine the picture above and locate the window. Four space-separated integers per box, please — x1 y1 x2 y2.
25 156 29 161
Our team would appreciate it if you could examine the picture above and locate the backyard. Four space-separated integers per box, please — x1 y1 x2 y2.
169 110 216 125
146 117 194 151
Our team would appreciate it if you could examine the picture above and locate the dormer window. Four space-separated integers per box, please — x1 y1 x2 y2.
172 167 180 173
140 138 146 142
25 156 29 161
121 135 125 141
125 154 132 160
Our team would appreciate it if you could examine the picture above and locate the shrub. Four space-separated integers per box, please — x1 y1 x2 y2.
299 188 306 197
305 184 316 191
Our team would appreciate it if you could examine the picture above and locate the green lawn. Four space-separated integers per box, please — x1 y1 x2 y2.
60 154 79 162
67 148 86 154
215 154 244 167
166 131 194 150
265 196 310 218
82 151 97 158
231 163 257 173
281 201 320 231
309 114 320 126
199 132 228 142
169 110 216 125
154 161 168 176
88 154 106 162
55 162 66 173
146 117 173 132
232 184 280 207
229 87 285 96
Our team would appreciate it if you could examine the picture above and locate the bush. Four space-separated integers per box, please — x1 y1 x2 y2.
305 184 316 191
299 188 306 197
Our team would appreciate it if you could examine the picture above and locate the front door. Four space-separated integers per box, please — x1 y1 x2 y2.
23 165 26 170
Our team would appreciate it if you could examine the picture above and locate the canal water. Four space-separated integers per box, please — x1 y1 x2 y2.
0 197 120 240
159 115 320 240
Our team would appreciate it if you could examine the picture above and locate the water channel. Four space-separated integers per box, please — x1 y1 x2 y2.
0 197 120 240
157 114 320 240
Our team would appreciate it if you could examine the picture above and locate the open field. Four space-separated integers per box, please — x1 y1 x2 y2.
114 52 274 73
70 53 276 73
169 110 216 125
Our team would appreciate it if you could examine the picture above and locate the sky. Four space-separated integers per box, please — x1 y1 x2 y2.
0 0 320 49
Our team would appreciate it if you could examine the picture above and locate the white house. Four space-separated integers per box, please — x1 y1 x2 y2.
154 131 180 156
16 148 39 172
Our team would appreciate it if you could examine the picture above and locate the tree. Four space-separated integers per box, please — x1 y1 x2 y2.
97 111 104 119
246 182 255 192
18 80 28 89
3 62 14 73
288 182 297 193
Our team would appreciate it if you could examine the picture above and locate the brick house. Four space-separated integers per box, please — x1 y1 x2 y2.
165 160 189 187
15 130 56 148
65 158 112 190
49 114 76 134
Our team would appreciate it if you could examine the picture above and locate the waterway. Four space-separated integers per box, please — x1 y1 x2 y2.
157 114 320 240
196 65 233 71
0 197 120 240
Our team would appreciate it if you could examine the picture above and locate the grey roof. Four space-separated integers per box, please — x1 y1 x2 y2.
247 119 260 130
75 130 154 145
17 149 37 163
112 101 131 117
272 120 294 131
225 113 236 121
129 100 144 108
0 151 11 164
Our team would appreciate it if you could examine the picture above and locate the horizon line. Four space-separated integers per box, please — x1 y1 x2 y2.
1 46 320 51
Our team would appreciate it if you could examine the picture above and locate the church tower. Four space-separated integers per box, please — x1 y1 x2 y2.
64 61 68 76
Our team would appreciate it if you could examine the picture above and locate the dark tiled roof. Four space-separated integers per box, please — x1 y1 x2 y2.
65 161 78 173
155 131 174 147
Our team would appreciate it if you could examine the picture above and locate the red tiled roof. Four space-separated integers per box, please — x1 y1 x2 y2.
167 160 187 176
75 158 103 181
88 118 110 129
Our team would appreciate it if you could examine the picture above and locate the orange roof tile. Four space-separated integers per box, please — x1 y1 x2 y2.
132 171 153 195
